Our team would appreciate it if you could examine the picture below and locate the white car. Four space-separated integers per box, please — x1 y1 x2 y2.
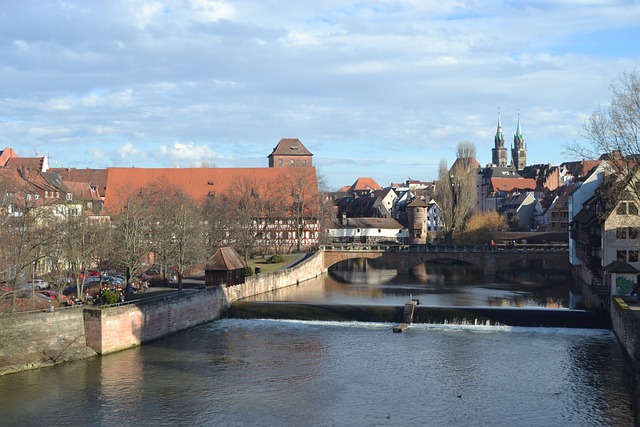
21 279 49 290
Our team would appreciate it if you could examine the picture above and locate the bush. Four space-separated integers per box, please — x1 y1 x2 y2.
102 289 121 305
266 254 285 264
244 266 254 277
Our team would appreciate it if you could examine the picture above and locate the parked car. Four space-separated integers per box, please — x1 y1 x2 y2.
38 290 65 300
20 279 49 290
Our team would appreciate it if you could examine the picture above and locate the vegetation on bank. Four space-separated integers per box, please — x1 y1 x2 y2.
246 254 297 274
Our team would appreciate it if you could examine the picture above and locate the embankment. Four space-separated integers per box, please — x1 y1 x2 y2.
0 252 326 374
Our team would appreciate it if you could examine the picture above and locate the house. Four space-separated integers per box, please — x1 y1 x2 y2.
268 138 313 168
499 191 539 231
346 177 382 196
476 166 536 213
324 216 405 244
205 247 247 286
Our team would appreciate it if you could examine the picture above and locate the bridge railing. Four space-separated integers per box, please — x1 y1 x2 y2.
320 243 568 253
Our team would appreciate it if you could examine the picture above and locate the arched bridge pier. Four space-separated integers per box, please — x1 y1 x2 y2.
321 243 569 275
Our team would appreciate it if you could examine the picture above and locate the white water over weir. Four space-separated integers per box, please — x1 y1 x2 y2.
228 301 610 329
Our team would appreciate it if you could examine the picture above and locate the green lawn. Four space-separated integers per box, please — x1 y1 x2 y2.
247 254 297 274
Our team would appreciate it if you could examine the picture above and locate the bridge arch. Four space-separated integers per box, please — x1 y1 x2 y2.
320 244 570 276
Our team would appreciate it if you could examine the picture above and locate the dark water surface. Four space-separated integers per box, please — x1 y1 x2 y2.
0 263 634 426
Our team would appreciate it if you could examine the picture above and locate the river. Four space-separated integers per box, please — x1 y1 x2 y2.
0 262 634 426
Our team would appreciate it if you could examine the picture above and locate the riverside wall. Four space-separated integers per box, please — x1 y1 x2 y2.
0 308 97 375
222 251 325 303
83 286 228 355
1 251 326 371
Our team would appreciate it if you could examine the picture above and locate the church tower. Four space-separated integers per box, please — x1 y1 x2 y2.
491 111 508 167
511 113 526 171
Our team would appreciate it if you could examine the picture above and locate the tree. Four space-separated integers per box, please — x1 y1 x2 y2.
434 142 478 243
161 189 205 291
109 190 153 290
0 170 58 311
276 166 321 253
567 70 640 189
460 211 505 244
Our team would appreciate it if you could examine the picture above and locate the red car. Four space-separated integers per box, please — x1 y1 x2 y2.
38 290 65 300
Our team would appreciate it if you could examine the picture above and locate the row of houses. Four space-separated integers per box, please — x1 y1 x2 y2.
324 157 614 245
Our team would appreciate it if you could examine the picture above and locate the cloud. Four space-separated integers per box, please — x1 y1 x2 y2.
157 141 225 166
0 0 638 188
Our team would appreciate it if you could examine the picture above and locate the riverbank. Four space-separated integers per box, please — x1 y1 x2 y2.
0 251 326 375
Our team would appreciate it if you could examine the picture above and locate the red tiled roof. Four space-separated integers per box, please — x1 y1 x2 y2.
63 181 102 201
5 157 45 171
491 177 537 192
104 166 317 213
49 168 108 197
0 147 18 167
349 177 382 192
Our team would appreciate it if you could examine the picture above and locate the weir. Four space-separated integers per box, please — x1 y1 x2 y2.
228 301 610 329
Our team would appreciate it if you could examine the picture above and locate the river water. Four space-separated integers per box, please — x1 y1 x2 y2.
0 263 635 426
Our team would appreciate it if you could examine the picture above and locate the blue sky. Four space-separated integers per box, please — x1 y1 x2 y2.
1 1 639 190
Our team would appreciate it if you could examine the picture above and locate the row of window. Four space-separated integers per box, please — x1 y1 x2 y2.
617 250 639 263
616 227 640 239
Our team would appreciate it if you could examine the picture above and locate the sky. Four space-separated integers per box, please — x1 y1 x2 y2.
1 1 639 191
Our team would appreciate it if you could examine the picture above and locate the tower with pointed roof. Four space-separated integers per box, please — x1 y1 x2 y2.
511 113 526 171
268 138 313 168
491 111 508 167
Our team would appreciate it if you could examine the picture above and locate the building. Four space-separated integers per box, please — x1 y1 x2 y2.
268 138 313 168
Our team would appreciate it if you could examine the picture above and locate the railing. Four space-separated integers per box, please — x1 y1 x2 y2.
321 243 568 253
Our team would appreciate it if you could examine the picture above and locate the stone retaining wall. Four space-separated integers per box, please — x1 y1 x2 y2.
222 251 325 303
84 287 227 355
0 308 96 375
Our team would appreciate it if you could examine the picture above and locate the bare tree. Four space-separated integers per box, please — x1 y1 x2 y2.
276 166 321 253
202 193 233 252
170 191 206 291
434 142 478 243
109 190 153 289
567 70 640 183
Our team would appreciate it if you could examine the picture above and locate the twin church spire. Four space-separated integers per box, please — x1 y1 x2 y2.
491 109 526 170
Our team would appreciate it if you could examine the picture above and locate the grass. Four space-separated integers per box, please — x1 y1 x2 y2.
247 254 298 274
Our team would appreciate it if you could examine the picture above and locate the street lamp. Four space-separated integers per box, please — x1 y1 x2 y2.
31 260 35 309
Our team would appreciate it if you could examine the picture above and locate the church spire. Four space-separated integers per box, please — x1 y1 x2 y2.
495 109 504 147
511 111 526 171
491 108 508 167
515 112 523 141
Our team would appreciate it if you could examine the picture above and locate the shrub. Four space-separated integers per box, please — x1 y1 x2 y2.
102 290 121 305
244 266 254 277
266 254 285 264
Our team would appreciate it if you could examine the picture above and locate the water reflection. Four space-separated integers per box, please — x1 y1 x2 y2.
247 259 573 308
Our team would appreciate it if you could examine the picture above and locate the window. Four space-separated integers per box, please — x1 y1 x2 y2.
302 159 306 165
290 160 295 165
617 201 639 215
617 228 627 239
631 228 640 240
278 159 283 166
630 251 639 262
617 250 627 260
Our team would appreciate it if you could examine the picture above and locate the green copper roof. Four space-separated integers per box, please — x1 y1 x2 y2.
515 113 523 138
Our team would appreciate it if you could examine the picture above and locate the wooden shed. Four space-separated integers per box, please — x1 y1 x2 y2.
205 247 248 286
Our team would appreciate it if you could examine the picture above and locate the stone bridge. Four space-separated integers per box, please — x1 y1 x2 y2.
321 243 570 275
